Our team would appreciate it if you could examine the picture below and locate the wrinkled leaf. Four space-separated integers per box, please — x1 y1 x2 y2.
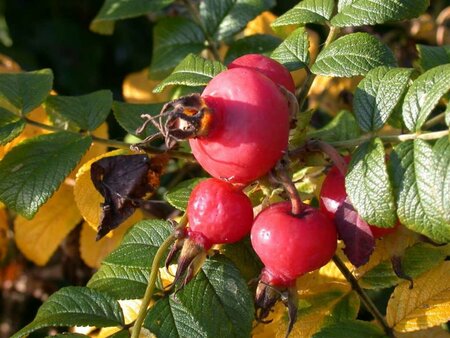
112 101 163 139
200 0 275 41
417 44 450 71
154 54 226 93
91 0 175 34
11 287 124 338
0 107 25 145
145 256 253 338
312 33 397 77
272 0 335 27
0 69 53 115
402 64 450 131
313 319 385 338
331 0 430 27
432 137 450 222
335 197 375 267
346 138 397 227
150 18 205 79
308 110 360 142
271 27 310 71
45 90 113 131
0 132 91 218
164 177 206 211
391 140 450 243
354 67 414 131
87 219 172 299
225 34 281 65
221 237 263 281
387 261 450 332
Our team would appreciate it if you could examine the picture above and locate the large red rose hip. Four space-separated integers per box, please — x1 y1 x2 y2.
189 68 290 184
228 54 296 94
187 178 254 248
251 202 337 286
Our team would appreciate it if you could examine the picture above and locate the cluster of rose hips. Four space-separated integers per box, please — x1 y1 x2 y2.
152 54 338 328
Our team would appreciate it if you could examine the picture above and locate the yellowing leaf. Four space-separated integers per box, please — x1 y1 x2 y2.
308 76 362 115
397 326 450 338
0 208 9 261
69 122 109 180
354 225 418 279
0 106 49 160
122 68 170 104
244 11 277 36
253 282 356 338
74 149 128 229
79 210 143 268
387 261 450 332
14 183 81 265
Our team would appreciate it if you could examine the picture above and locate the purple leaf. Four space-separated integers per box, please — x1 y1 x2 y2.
335 197 375 267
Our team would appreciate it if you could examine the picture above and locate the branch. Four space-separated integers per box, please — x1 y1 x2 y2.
23 117 195 161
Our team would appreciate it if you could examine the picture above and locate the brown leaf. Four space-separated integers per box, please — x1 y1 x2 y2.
91 154 167 240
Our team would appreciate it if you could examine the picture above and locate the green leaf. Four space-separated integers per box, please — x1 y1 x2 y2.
271 27 310 71
353 67 414 131
323 292 360 325
11 287 124 338
145 256 254 338
417 44 450 71
200 0 275 41
164 178 206 211
87 264 149 300
112 101 163 138
360 243 449 289
346 138 397 228
149 18 205 80
48 334 90 338
154 54 226 93
0 132 91 218
311 33 396 77
45 90 112 131
224 34 282 65
0 69 53 115
307 110 360 142
313 319 385 338
331 0 430 27
0 107 25 145
91 0 175 34
272 0 335 27
88 220 172 299
337 0 356 12
402 64 450 131
391 140 450 242
445 100 450 127
221 237 263 281
432 137 450 223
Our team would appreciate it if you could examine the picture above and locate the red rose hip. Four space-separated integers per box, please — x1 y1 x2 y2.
187 178 254 248
189 68 290 184
228 54 296 94
251 202 337 286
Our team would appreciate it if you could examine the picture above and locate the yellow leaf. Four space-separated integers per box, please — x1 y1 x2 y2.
79 210 143 268
253 282 354 338
355 225 418 279
0 208 9 261
14 183 81 265
74 149 128 229
397 326 450 338
69 122 109 180
122 68 171 104
387 261 450 332
243 11 277 36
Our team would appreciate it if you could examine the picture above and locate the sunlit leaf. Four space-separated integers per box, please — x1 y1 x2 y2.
14 183 81 266
386 262 450 332
122 68 171 104
272 0 335 27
